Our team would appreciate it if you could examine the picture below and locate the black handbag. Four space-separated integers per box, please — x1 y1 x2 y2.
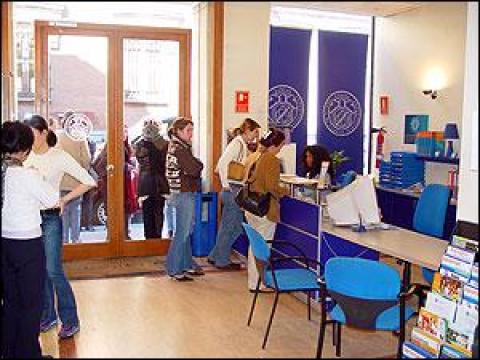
235 182 271 217
234 154 271 217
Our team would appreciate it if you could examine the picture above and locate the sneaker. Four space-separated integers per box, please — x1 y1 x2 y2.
58 324 80 339
170 274 194 282
216 262 242 270
186 268 205 276
40 319 57 333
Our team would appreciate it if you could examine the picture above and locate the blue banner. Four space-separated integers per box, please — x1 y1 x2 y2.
317 31 368 179
269 26 311 174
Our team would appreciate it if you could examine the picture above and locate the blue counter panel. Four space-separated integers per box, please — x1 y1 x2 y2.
320 232 379 273
279 197 320 236
274 223 319 268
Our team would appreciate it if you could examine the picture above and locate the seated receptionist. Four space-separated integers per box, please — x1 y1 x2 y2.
301 144 335 186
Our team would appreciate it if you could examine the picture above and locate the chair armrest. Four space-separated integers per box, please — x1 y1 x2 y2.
269 252 324 272
266 239 308 259
270 256 319 269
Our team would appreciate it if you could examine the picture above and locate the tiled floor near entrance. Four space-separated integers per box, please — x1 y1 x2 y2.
40 259 418 358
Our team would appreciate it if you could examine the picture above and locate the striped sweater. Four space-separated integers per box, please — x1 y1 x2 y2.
166 135 203 193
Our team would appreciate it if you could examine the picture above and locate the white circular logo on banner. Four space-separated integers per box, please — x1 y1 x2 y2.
268 85 305 130
65 113 93 142
323 90 362 137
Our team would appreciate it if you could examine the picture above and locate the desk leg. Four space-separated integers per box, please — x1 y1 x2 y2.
402 261 412 290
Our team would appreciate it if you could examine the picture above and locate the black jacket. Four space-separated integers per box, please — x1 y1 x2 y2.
135 137 169 196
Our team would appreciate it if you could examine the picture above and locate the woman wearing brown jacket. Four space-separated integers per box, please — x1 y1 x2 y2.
244 129 289 291
165 117 204 281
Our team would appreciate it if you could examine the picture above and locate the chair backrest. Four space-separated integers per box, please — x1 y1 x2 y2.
242 222 271 262
325 257 400 300
324 257 401 329
413 184 451 238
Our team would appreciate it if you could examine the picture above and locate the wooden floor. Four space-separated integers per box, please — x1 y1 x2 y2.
40 260 419 358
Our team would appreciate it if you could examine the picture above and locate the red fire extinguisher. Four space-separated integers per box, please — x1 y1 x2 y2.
447 167 458 198
372 127 387 168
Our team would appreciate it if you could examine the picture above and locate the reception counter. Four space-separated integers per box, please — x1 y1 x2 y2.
233 184 448 298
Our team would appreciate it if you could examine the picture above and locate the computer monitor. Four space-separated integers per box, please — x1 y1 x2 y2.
326 184 360 226
326 174 380 227
351 175 381 226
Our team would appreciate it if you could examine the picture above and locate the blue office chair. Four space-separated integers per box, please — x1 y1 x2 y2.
316 257 418 358
412 184 451 303
242 222 323 349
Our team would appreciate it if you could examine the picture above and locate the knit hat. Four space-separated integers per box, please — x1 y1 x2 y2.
142 119 161 141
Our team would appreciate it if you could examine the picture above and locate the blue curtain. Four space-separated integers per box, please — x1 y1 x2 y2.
317 31 368 180
269 26 311 175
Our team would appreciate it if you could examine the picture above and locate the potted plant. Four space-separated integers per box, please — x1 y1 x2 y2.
330 150 351 177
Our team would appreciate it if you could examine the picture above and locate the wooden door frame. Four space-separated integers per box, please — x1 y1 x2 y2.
1 1 14 123
34 21 191 260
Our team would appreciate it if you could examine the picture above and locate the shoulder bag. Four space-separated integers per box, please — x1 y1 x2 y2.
234 154 271 217
227 138 246 181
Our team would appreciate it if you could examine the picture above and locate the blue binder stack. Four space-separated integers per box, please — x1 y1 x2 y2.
379 160 393 188
389 151 425 189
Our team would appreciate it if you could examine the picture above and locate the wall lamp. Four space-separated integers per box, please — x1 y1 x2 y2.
422 89 438 100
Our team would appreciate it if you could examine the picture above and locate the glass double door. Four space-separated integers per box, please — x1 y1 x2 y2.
35 21 191 260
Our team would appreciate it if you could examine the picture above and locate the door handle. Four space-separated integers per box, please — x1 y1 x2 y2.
106 164 114 176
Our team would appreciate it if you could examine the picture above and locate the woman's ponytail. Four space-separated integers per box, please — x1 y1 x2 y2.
47 130 57 147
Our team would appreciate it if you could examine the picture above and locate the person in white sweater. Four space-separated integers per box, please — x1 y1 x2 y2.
208 118 260 269
24 115 96 339
1 121 59 358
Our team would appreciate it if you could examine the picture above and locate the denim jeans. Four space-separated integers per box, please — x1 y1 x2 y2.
41 212 79 327
208 190 244 266
61 191 82 244
165 197 176 234
166 192 200 276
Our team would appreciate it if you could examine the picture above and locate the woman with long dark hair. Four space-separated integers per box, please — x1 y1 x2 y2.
208 118 261 269
301 145 335 184
23 115 96 339
1 121 59 358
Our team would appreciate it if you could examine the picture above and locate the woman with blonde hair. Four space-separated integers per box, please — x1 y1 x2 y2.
208 118 260 269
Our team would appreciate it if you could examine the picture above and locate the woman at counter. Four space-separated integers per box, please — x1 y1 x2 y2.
244 129 289 292
208 118 260 269
301 145 335 185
